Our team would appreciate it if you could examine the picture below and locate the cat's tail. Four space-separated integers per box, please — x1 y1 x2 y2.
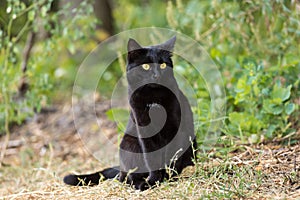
63 166 119 186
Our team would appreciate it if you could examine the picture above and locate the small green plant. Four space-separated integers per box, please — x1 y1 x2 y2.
225 61 298 143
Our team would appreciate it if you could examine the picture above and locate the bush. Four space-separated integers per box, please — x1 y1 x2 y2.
166 0 300 143
0 0 97 134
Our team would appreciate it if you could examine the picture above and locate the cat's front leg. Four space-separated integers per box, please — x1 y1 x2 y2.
118 171 127 182
135 170 164 190
147 169 164 184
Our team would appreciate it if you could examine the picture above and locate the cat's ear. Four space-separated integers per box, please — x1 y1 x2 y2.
158 36 176 52
127 38 142 52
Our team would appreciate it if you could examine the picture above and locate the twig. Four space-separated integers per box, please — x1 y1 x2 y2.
18 31 36 96
0 130 10 166
0 139 24 148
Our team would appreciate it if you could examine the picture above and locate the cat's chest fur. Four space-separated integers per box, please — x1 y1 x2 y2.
129 85 180 127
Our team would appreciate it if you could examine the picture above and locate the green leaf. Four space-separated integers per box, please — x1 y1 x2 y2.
284 53 300 66
228 112 264 134
285 103 295 115
271 85 292 102
265 125 277 139
261 88 269 96
28 10 35 22
41 6 48 18
263 99 283 115
256 64 263 71
247 76 256 85
106 108 129 132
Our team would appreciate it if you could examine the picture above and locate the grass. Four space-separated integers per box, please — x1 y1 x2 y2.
1 143 299 199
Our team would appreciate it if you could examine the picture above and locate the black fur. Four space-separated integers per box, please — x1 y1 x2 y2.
63 36 197 190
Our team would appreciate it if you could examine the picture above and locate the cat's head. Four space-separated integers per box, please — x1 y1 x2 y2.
126 36 176 88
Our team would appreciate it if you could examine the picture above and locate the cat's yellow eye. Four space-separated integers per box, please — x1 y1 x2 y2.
160 63 167 69
142 64 150 70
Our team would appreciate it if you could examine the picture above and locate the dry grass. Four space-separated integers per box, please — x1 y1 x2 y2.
1 144 299 200
0 100 299 199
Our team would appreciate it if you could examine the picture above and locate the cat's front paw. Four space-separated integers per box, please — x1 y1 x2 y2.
118 171 126 182
137 181 150 191
137 177 161 191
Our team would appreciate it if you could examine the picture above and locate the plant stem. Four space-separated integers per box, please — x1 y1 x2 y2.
14 20 31 44
15 0 46 19
0 91 11 166
3 18 13 72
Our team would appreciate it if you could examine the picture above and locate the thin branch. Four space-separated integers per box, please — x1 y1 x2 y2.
18 31 36 96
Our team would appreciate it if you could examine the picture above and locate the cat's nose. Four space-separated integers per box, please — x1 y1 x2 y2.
152 73 160 79
152 67 160 80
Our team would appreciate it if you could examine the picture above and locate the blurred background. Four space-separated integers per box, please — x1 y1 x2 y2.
0 0 299 145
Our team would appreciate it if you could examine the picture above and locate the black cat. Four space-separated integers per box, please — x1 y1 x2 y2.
64 36 197 190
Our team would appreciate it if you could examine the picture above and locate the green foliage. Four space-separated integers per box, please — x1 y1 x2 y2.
167 0 300 143
113 0 168 30
167 0 300 66
173 59 212 145
225 62 297 142
1 0 299 145
0 0 97 134
0 0 54 134
106 108 129 135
